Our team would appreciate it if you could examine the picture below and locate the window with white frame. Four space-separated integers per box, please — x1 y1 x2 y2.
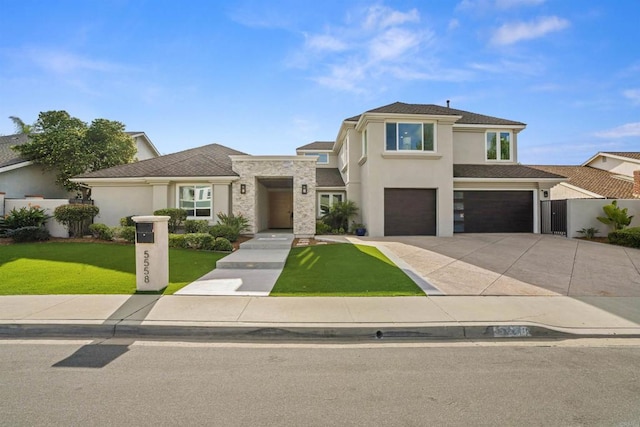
385 122 435 151
178 184 212 218
318 193 343 217
486 131 512 161
304 152 329 164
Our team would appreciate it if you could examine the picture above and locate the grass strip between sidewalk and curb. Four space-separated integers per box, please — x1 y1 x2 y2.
271 243 425 296
0 242 226 295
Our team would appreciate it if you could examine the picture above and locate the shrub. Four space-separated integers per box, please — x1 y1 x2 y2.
216 212 249 233
321 200 358 231
597 200 633 231
209 224 239 242
113 226 136 243
119 216 136 227
213 237 233 252
608 227 640 248
184 233 214 250
316 221 332 235
168 234 188 249
153 208 187 233
184 219 210 234
8 226 50 243
4 205 49 229
577 227 599 239
0 217 8 237
88 223 114 241
54 204 99 237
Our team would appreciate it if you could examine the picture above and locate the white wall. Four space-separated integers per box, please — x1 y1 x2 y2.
5 198 70 237
0 164 74 199
567 198 640 238
91 185 154 226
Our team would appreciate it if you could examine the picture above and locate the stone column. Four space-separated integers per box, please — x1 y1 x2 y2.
132 215 170 292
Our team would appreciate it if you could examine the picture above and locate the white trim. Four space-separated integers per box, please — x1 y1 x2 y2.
316 186 346 191
0 160 33 174
454 123 526 131
454 177 565 183
582 152 640 167
71 176 240 185
485 130 513 162
317 191 345 217
381 152 442 160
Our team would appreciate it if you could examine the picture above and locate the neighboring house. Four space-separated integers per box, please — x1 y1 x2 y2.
73 102 565 237
0 131 160 199
530 152 640 199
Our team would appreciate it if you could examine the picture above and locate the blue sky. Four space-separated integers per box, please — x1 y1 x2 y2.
1 0 639 165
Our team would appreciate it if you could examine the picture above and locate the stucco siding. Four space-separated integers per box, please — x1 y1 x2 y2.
588 157 640 177
567 199 640 238
91 185 154 226
0 164 73 199
549 183 598 200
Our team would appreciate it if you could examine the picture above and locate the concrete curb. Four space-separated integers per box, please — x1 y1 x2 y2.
2 322 640 341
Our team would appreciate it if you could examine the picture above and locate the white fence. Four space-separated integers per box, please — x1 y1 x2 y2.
567 198 640 238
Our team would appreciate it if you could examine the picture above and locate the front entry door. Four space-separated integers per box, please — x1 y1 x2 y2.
268 191 293 229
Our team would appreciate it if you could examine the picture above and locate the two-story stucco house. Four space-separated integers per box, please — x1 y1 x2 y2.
73 102 564 237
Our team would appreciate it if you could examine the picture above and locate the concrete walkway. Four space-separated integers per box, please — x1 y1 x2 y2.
175 232 294 296
323 234 640 297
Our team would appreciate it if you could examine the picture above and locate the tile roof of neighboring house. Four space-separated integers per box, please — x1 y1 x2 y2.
76 143 247 179
0 133 30 168
453 164 565 179
316 168 345 187
346 102 526 126
601 152 640 161
297 141 335 150
528 165 634 198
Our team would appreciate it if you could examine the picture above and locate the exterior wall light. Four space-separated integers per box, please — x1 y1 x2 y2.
301 184 308 195
240 184 246 194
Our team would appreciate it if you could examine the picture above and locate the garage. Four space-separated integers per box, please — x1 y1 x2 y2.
384 188 436 236
455 190 533 233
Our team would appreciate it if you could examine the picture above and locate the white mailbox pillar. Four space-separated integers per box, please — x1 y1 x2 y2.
132 215 170 292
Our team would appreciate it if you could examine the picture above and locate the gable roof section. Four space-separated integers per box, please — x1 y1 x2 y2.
528 165 634 198
76 143 247 179
454 164 565 179
316 168 345 187
582 151 640 167
602 152 640 161
346 102 525 126
0 133 30 168
297 141 335 151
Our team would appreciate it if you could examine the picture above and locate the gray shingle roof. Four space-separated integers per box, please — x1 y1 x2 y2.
76 143 247 179
601 152 640 161
454 164 565 179
346 102 525 126
0 133 29 168
528 165 634 198
316 168 345 187
297 141 334 151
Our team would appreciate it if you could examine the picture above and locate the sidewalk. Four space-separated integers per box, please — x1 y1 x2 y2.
1 294 639 341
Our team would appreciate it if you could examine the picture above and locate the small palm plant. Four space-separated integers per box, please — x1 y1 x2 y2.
597 200 633 231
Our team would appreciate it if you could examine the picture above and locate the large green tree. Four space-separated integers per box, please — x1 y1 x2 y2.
12 110 136 192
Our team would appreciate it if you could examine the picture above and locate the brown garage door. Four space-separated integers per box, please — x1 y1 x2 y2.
460 191 533 233
384 189 436 236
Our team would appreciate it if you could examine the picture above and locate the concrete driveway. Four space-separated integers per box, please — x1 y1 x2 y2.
343 234 640 297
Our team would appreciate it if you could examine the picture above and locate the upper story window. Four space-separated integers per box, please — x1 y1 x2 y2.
178 184 212 218
486 131 512 161
304 152 329 164
386 122 435 152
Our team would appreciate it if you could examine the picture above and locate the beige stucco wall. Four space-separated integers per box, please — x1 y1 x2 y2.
452 128 519 164
0 164 74 199
5 198 69 237
231 157 317 237
549 183 597 200
587 156 640 177
357 120 455 237
91 185 154 226
567 199 640 238
134 136 158 161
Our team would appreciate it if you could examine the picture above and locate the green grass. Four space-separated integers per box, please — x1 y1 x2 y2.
0 242 226 295
271 244 425 296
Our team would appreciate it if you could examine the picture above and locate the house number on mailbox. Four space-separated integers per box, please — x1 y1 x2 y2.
143 250 150 283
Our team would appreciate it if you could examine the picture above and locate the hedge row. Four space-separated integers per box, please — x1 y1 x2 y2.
608 227 640 248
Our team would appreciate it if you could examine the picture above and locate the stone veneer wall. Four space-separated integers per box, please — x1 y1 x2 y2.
231 157 317 237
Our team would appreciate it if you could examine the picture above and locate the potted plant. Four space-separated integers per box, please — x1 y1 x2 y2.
351 222 367 236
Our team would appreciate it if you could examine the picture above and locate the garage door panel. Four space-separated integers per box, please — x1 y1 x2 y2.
384 189 436 236
463 191 533 233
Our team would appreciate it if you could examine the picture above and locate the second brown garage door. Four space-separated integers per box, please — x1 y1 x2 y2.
384 188 436 236
460 190 533 233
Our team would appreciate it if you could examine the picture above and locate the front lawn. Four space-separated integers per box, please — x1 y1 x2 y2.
271 244 425 296
0 242 225 295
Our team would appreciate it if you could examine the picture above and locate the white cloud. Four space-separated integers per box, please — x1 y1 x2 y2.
363 5 420 30
305 34 348 52
368 28 426 61
470 58 544 75
26 49 125 74
595 123 640 138
448 19 460 31
494 0 545 9
623 89 640 104
457 0 544 12
491 16 570 45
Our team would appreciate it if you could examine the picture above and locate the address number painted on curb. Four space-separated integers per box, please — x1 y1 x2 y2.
143 250 150 283
492 326 531 337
